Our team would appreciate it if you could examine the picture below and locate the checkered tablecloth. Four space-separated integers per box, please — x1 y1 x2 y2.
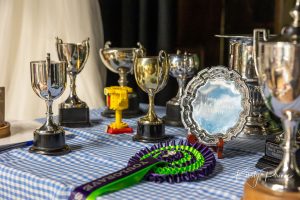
0 105 266 200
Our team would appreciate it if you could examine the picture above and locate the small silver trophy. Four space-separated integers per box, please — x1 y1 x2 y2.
164 51 199 127
99 41 146 118
243 1 300 197
30 53 70 155
56 37 90 127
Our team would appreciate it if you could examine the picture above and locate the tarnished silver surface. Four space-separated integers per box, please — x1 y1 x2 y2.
30 54 66 135
167 51 199 106
56 37 89 109
99 41 145 87
253 0 300 192
181 66 250 145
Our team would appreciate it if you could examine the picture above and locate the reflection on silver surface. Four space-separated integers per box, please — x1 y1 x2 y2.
252 0 300 192
192 79 242 135
99 41 145 87
56 37 89 109
30 53 66 134
216 34 280 135
168 51 199 106
181 66 250 145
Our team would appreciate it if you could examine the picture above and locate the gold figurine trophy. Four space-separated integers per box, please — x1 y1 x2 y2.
104 86 133 134
133 50 171 142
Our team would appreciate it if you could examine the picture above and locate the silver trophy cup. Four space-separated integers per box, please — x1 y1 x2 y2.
216 34 281 136
56 37 90 127
30 53 70 155
164 51 199 127
99 41 146 118
252 1 300 192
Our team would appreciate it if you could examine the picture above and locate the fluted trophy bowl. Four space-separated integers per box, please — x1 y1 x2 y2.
99 41 145 86
252 20 300 192
30 53 70 155
133 50 170 142
56 37 89 108
168 51 198 105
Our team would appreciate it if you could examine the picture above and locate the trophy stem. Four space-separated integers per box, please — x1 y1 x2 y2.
259 112 300 191
69 74 78 99
118 67 128 87
279 117 300 178
172 77 185 102
116 109 122 125
45 99 55 128
147 93 157 122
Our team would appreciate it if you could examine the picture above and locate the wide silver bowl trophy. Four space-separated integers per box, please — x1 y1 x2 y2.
163 50 199 127
30 53 70 155
99 41 145 118
243 1 300 198
0 87 10 138
56 37 90 127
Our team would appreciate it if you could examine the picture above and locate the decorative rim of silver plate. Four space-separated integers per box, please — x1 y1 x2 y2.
180 66 250 145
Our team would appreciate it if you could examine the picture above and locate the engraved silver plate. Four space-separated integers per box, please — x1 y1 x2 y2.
181 66 250 145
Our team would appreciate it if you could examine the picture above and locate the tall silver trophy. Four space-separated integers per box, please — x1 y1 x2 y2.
244 1 300 198
30 53 70 155
99 41 145 118
164 51 199 127
216 34 281 136
56 37 90 127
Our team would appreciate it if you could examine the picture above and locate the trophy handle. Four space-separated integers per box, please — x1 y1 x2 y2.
157 50 169 92
56 37 63 44
133 48 144 61
82 37 90 45
55 37 63 57
104 41 111 49
253 29 269 79
81 38 90 67
158 50 167 66
136 42 146 55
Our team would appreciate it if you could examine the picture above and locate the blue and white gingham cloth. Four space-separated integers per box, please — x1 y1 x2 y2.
0 105 265 200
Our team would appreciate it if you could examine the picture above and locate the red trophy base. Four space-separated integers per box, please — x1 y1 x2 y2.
243 177 300 200
106 126 133 134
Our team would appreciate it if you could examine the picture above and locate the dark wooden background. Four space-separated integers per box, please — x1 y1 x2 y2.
100 0 291 105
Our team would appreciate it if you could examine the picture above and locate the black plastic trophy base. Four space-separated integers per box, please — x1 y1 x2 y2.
59 106 90 128
133 121 172 143
163 103 183 127
256 137 300 170
29 130 70 156
101 92 143 118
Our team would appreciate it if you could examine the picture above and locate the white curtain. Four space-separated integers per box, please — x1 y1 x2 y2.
0 0 106 120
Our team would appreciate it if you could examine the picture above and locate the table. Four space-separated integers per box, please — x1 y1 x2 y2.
0 105 265 200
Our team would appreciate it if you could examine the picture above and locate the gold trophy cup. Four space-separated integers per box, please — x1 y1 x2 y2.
133 50 171 142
